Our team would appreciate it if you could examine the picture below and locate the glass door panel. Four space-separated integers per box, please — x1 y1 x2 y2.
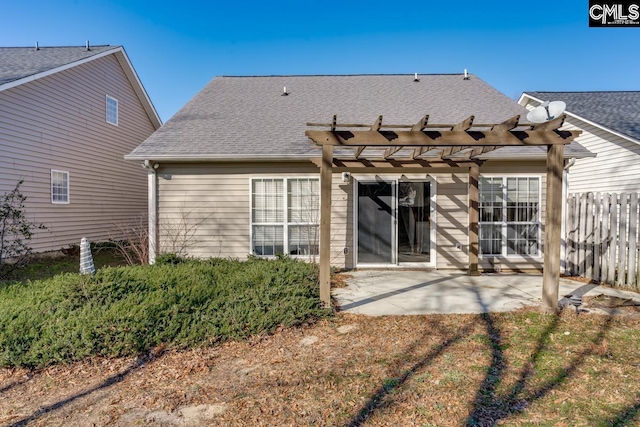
397 181 431 263
357 181 394 264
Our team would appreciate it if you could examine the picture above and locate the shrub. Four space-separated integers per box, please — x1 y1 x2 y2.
0 256 329 368
0 180 46 276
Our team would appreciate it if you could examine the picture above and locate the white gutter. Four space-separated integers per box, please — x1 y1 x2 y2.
141 160 158 264
124 153 319 162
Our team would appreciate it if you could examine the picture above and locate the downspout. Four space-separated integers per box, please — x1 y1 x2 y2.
142 160 158 264
561 158 576 274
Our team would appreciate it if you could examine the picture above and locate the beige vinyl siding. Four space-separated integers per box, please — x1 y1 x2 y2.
155 161 548 272
433 171 469 269
478 161 547 272
562 118 640 193
330 174 354 269
156 163 319 259
0 54 156 253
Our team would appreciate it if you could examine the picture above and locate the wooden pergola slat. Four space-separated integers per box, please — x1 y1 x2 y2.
308 114 580 312
305 129 580 147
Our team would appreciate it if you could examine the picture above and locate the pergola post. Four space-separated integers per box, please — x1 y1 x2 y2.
319 144 333 307
542 143 564 313
468 163 480 276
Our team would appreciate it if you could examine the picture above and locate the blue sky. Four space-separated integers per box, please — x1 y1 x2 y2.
3 0 639 122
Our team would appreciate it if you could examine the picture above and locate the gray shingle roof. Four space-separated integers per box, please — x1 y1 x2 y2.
526 91 640 143
0 45 118 86
128 75 592 160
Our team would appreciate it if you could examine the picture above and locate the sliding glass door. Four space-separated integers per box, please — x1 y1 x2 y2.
357 179 433 266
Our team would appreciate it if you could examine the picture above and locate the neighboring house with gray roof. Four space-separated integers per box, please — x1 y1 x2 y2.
1 44 161 254
519 91 640 194
128 74 592 272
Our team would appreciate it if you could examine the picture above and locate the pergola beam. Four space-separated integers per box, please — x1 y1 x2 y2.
319 144 333 307
371 115 383 131
542 143 564 313
411 114 429 131
469 163 480 276
305 129 580 147
452 115 474 131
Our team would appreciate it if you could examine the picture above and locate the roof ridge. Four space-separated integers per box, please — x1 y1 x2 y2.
0 45 114 49
527 90 640 94
218 73 475 78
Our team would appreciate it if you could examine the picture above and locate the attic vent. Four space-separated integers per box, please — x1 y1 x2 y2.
413 73 420 82
463 69 470 80
85 40 90 51
281 86 289 96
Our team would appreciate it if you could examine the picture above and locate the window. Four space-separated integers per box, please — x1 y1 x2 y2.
251 178 319 256
479 176 540 256
51 170 69 204
106 95 118 125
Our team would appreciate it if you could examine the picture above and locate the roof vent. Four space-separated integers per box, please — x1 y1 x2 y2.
35 41 39 51
85 40 90 51
463 69 470 80
281 86 289 96
413 73 420 82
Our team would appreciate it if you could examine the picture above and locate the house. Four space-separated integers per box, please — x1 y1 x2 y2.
127 74 592 295
518 91 640 194
0 44 162 254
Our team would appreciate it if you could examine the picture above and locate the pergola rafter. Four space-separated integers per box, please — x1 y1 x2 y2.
306 114 581 313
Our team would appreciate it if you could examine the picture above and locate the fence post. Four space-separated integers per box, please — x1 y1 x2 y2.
608 193 618 285
617 193 628 287
578 193 587 277
586 192 594 280
565 194 576 276
628 193 638 289
593 193 602 282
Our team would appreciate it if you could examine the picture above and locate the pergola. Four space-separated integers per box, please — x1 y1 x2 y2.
305 114 581 313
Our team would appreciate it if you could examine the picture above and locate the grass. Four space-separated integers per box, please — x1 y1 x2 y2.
0 254 329 368
0 244 126 283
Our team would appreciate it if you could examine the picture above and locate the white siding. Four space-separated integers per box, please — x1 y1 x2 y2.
0 54 157 253
563 119 640 194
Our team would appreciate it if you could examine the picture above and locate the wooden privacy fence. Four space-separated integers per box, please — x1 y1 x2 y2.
566 192 640 290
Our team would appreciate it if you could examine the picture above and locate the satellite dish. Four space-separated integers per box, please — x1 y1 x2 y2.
526 101 566 123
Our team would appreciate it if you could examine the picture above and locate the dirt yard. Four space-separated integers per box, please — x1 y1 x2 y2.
2 308 640 426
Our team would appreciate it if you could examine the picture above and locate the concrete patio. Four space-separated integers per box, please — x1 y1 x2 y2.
333 270 640 315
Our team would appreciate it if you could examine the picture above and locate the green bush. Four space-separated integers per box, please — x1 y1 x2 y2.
0 257 329 368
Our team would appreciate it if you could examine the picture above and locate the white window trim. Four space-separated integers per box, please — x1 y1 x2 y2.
106 95 118 126
249 177 320 258
51 169 70 204
478 174 542 259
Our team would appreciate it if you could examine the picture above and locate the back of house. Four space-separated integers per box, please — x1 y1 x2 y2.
129 74 593 273
0 44 161 255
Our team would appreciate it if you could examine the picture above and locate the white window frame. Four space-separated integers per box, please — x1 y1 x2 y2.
479 174 542 258
106 95 118 126
250 177 320 258
51 169 70 204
